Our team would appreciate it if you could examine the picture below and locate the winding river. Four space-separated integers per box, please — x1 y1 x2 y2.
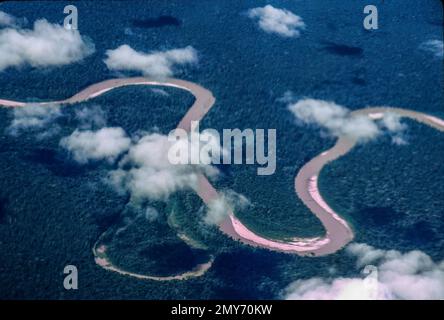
1 77 443 279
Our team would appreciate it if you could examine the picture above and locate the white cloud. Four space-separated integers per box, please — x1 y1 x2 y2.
248 5 305 38
7 104 62 137
391 136 407 146
288 99 406 143
104 45 198 78
0 10 17 27
61 125 222 215
144 206 159 222
341 116 380 141
420 39 443 58
380 112 408 145
0 19 95 71
284 243 444 300
204 190 250 225
108 132 219 202
277 90 296 103
115 204 160 235
75 105 107 129
380 112 406 132
284 277 392 300
60 127 131 164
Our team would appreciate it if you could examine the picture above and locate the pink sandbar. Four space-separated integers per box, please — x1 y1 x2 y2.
308 176 349 228
368 112 384 120
426 115 444 127
95 257 110 267
230 214 330 251
0 99 26 107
